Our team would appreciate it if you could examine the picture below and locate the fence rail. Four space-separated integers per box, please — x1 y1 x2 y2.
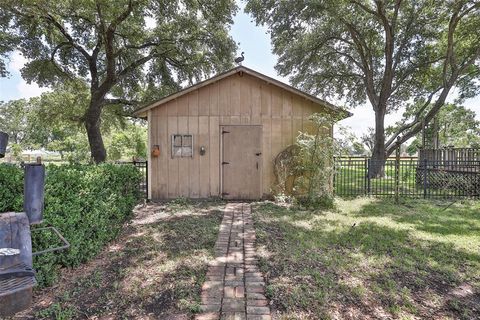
419 148 480 163
334 158 480 199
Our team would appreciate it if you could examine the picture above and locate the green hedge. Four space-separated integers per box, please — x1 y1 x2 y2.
0 164 24 212
0 164 142 286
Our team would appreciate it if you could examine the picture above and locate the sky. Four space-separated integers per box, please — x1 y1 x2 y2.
1 2 479 138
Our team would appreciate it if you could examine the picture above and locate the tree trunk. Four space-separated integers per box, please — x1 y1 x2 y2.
369 110 386 178
84 100 106 163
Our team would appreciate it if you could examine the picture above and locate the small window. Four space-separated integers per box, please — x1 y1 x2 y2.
172 134 193 158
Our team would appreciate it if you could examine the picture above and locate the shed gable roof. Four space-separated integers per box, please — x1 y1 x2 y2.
133 66 351 118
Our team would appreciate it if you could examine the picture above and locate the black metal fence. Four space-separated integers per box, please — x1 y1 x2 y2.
116 161 148 198
334 157 480 199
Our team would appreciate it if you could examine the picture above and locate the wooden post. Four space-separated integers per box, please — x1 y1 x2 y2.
395 137 401 203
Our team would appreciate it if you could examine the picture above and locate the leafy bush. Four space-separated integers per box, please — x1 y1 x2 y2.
0 163 142 286
293 113 339 209
0 164 23 212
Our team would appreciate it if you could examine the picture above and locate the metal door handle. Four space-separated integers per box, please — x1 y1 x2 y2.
255 153 262 156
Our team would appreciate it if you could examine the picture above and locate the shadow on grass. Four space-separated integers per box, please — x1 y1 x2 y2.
253 200 480 319
24 202 224 320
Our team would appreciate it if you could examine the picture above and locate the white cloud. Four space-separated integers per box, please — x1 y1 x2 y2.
7 51 50 99
17 80 49 99
8 51 27 71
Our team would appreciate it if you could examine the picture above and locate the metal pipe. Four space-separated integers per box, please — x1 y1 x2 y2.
31 226 70 256
0 131 8 158
24 164 45 224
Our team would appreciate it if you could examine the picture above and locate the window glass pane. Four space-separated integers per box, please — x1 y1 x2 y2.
182 135 192 147
182 146 192 157
173 135 182 147
173 146 183 157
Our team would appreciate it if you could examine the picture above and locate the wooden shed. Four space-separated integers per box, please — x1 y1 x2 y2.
134 66 350 200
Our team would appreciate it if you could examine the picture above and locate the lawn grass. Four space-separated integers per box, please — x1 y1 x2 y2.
252 198 480 319
16 200 224 320
334 159 421 197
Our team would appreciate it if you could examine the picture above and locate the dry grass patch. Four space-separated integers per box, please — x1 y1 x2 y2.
14 199 224 320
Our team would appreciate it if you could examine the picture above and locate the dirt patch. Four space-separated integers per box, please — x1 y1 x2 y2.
12 201 224 320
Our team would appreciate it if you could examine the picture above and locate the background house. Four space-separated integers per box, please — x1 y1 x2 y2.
134 66 349 200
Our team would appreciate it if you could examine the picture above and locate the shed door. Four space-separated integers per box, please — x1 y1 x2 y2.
221 125 262 200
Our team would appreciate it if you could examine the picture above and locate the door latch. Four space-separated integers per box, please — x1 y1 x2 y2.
255 152 262 156
222 161 230 165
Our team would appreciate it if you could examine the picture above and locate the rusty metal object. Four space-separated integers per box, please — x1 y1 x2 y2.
0 213 36 317
24 164 45 225
0 213 32 268
0 263 36 318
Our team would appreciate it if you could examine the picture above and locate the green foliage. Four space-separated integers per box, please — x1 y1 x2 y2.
106 122 147 161
401 103 480 148
0 164 23 212
1 0 238 161
0 92 148 162
0 163 142 286
246 0 480 161
293 113 338 208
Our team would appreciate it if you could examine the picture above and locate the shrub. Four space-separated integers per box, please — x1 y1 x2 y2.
0 163 142 286
277 113 338 208
0 164 23 212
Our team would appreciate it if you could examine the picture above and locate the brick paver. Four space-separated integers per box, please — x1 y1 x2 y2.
196 203 272 320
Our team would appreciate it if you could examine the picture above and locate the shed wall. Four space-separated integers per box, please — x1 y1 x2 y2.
148 72 331 199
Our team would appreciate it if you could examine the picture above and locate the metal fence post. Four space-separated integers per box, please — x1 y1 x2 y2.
145 161 149 201
395 138 401 203
423 158 428 199
367 158 371 195
364 158 368 196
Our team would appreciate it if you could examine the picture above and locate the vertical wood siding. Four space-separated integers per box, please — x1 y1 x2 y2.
149 73 331 199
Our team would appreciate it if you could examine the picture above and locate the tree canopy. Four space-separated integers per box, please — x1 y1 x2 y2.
0 0 237 162
246 0 480 175
0 86 147 162
404 103 480 151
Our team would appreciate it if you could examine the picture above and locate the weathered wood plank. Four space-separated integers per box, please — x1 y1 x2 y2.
188 116 199 197
188 90 199 116
209 116 220 197
167 116 179 198
209 81 219 116
177 116 189 197
198 116 210 198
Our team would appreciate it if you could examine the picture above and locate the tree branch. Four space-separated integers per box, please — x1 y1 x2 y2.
101 98 138 106
385 87 442 148
44 13 92 62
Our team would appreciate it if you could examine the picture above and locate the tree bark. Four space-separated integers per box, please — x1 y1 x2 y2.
369 109 386 178
84 99 106 163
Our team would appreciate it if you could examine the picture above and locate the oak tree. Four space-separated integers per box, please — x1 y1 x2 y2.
246 0 480 176
1 0 237 162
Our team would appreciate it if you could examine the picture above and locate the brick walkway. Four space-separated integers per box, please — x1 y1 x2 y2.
196 203 271 320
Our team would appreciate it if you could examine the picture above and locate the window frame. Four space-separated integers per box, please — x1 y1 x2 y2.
171 134 194 158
